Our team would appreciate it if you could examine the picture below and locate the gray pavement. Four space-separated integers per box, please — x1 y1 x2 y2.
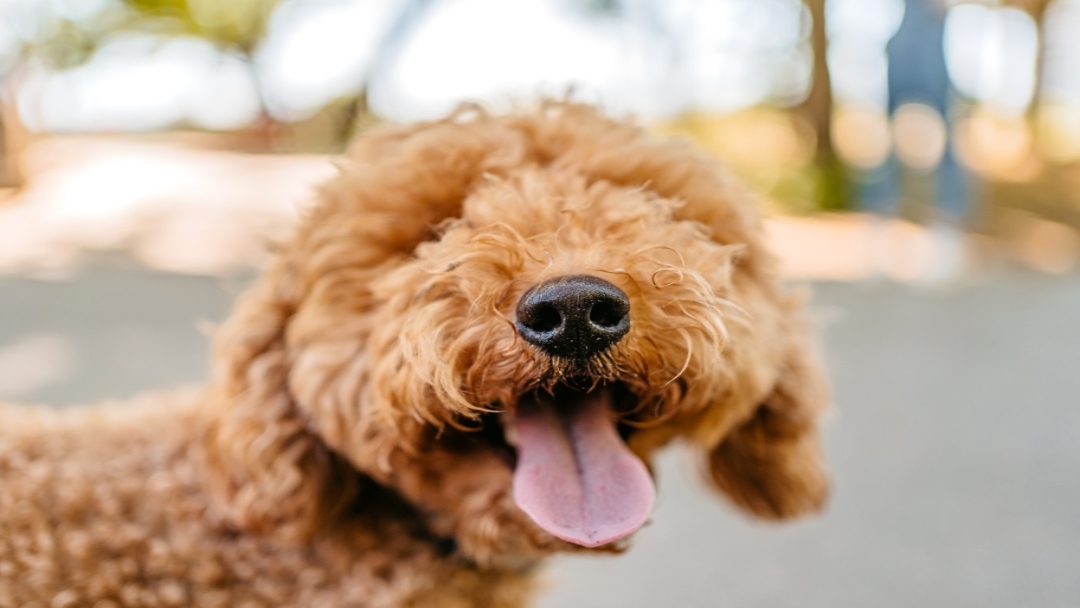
1 260 1078 607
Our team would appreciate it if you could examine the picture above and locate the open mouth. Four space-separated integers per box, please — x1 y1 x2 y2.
499 382 656 548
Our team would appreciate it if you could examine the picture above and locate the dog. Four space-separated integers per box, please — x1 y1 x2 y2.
0 103 830 607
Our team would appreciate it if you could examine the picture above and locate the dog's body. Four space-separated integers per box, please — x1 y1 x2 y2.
1 396 532 606
0 104 829 607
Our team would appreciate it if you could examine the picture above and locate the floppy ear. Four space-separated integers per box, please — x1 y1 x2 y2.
201 267 358 541
198 111 533 539
707 322 831 520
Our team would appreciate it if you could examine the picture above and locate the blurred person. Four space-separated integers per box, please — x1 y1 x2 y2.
860 0 973 282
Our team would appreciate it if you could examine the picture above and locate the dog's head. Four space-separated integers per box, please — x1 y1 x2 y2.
203 103 830 565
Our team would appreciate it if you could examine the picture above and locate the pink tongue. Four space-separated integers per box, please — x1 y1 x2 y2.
511 388 655 547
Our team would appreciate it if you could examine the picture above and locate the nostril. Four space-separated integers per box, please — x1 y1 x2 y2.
515 274 631 359
589 300 627 329
525 302 562 333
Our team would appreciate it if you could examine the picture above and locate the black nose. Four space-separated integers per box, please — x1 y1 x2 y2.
515 275 631 359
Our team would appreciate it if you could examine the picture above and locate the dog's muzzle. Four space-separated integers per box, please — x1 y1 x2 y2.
514 275 630 359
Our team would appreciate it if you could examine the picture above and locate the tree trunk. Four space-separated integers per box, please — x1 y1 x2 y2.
1016 0 1052 115
800 0 846 210
0 87 25 190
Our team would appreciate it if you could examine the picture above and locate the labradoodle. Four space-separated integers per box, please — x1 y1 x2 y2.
0 103 830 607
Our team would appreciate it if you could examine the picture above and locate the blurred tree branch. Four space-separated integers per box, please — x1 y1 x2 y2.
119 0 285 144
0 0 285 142
343 0 434 139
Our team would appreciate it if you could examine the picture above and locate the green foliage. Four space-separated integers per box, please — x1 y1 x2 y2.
14 6 130 71
120 0 283 51
32 19 102 70
814 152 850 212
5 0 282 74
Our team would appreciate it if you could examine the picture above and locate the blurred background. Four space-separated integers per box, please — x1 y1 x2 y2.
0 0 1077 606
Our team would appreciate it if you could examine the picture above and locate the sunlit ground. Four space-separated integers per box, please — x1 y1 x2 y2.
0 134 336 275
2 120 1078 282
0 133 963 281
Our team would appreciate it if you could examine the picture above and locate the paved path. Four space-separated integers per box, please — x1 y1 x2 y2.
1 262 1077 607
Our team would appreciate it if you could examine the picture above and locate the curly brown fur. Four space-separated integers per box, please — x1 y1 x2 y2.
0 103 830 607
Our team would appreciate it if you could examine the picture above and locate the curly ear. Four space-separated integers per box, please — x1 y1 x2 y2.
197 111 523 539
201 271 358 541
707 327 831 520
